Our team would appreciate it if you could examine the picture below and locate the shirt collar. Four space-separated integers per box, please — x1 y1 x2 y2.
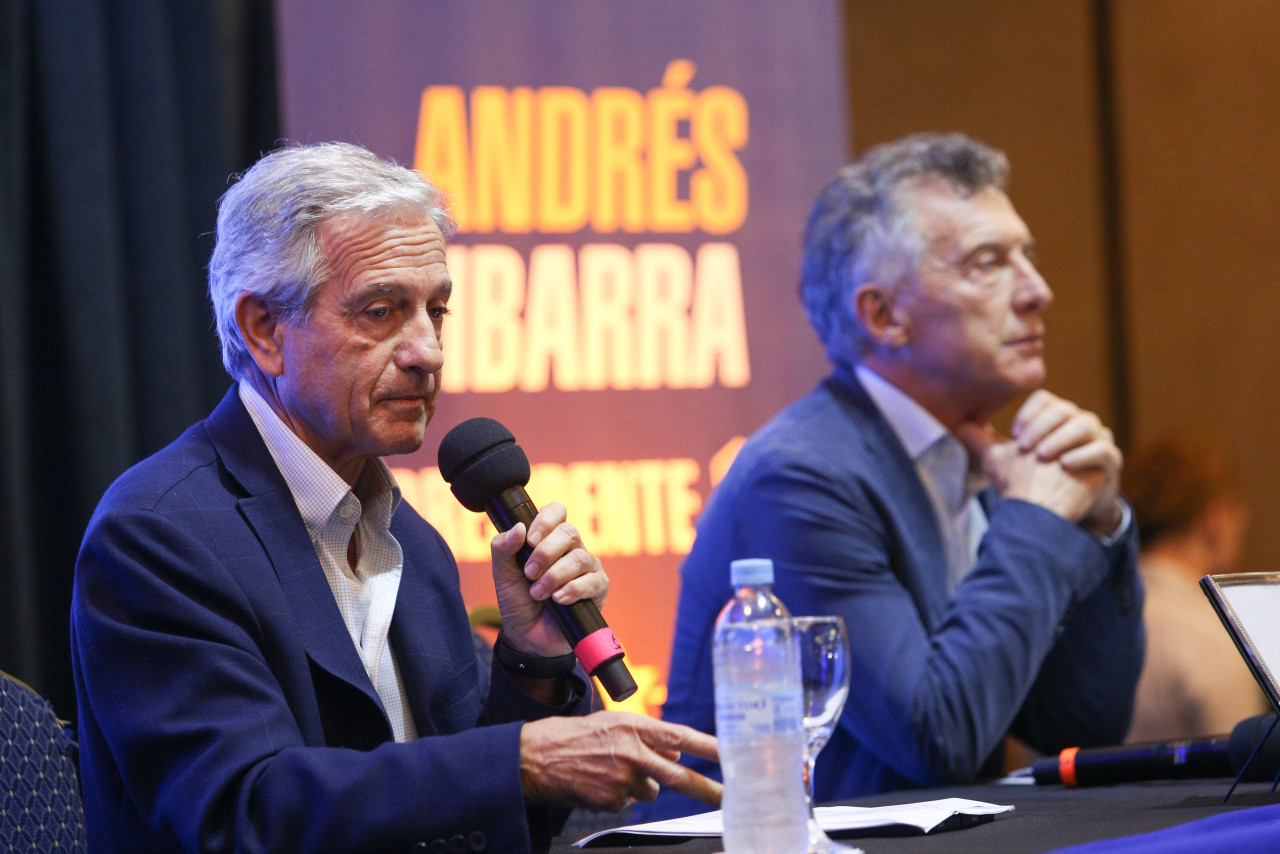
238 381 401 531
855 364 986 517
854 363 950 462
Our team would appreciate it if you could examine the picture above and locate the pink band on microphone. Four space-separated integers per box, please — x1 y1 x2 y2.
574 627 625 674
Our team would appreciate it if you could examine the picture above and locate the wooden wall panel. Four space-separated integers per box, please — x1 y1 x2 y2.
843 0 1114 427
1113 0 1280 577
843 0 1280 594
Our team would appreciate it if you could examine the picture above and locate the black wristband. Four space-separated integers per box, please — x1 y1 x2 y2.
493 631 579 679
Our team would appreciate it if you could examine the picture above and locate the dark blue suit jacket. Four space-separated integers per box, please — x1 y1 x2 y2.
641 365 1144 819
71 388 586 853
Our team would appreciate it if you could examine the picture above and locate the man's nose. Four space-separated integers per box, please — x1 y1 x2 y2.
396 311 444 373
1014 256 1053 313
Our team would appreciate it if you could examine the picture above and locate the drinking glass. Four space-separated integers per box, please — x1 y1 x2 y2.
793 615 858 854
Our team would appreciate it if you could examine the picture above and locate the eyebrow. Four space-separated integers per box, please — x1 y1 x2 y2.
353 280 453 302
959 237 1036 264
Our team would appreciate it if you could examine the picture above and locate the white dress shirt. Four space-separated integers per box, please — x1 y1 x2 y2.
239 382 418 743
855 365 988 589
855 365 1130 589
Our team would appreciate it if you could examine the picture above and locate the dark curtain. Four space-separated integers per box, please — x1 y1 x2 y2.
0 0 280 716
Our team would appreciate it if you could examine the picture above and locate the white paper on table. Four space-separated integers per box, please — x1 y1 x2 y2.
572 797 1014 847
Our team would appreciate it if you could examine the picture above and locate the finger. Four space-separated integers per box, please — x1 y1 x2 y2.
523 519 584 581
1028 413 1106 461
629 775 661 804
1059 436 1122 473
1009 389 1059 437
489 523 527 567
634 752 723 806
524 502 568 549
1013 396 1078 452
546 557 609 607
528 546 604 603
953 421 1002 459
635 719 720 764
954 422 1016 490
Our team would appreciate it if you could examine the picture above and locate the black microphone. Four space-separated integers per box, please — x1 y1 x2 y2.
1031 713 1280 786
1031 737 1232 786
437 417 638 702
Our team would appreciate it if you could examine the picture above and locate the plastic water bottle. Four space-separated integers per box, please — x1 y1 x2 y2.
713 558 808 854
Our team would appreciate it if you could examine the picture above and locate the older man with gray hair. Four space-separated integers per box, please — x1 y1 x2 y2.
71 141 719 854
643 132 1143 819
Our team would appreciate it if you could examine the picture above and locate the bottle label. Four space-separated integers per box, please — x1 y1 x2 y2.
715 685 803 741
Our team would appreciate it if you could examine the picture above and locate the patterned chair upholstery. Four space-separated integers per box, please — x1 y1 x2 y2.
0 671 87 852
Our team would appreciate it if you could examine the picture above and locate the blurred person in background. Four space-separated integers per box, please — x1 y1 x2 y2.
1124 435 1267 743
641 132 1143 819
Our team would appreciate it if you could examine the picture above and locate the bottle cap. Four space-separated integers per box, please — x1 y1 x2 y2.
730 558 774 587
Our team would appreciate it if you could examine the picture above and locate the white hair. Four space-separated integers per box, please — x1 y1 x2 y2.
208 141 455 378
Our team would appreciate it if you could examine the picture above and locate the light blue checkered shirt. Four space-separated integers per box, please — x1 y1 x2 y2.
239 382 418 742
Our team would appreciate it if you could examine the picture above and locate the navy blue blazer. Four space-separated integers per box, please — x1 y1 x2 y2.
641 365 1144 819
71 388 586 853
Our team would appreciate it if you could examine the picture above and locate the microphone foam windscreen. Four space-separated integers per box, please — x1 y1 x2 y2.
437 417 531 512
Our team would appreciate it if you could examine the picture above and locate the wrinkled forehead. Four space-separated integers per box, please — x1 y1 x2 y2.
904 178 1025 248
312 207 449 295
316 207 446 263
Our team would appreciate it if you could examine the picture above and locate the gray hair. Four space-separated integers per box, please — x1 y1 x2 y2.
798 132 1009 365
208 141 456 378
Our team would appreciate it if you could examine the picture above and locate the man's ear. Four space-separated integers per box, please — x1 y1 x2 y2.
235 293 286 378
854 283 909 347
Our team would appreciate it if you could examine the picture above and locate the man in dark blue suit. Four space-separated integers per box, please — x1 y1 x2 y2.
643 132 1143 819
70 142 719 853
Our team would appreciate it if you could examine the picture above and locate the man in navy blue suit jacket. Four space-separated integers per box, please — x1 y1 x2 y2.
70 142 719 853
642 133 1144 819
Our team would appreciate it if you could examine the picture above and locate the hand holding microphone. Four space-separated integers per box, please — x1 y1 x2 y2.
439 417 638 701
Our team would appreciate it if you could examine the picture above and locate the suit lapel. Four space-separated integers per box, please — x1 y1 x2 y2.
828 366 953 624
389 512 483 737
389 542 445 737
203 389 389 729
